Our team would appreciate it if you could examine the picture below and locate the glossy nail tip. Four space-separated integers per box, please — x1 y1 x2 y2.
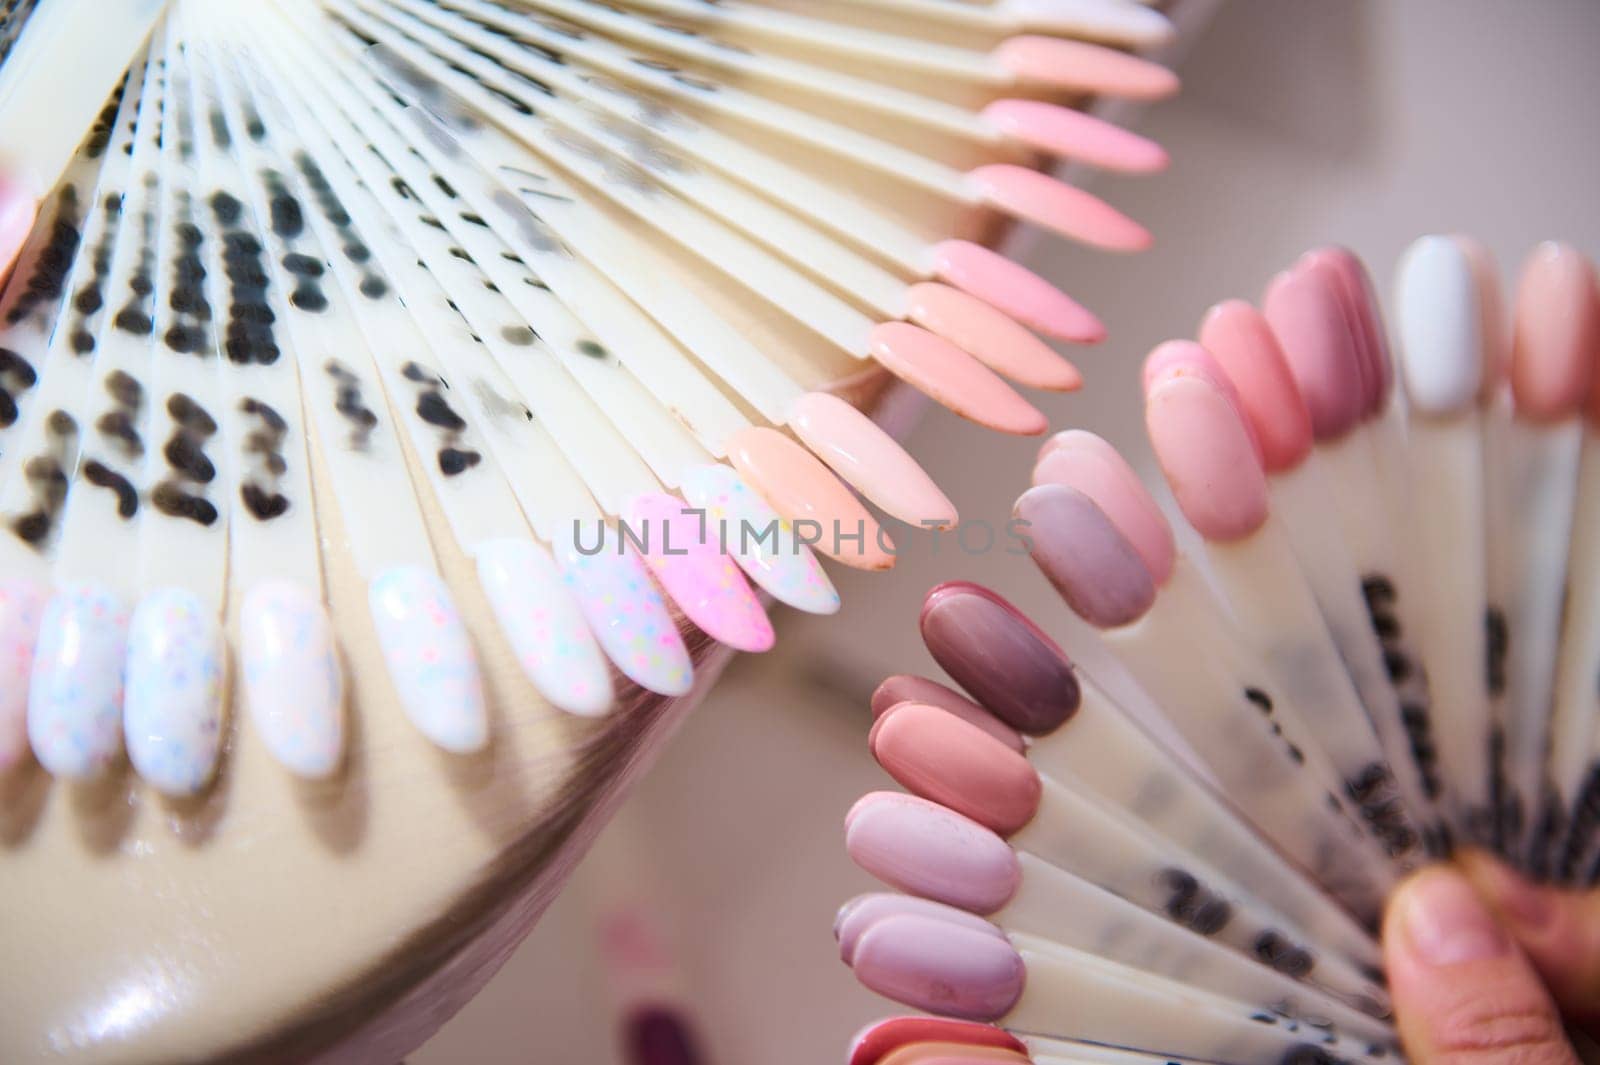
1512 241 1600 421
559 531 695 697
845 790 1021 914
679 465 840 615
871 703 1041 836
993 36 1179 100
475 539 614 716
242 580 346 778
1031 429 1175 585
1263 265 1368 440
124 589 226 796
1015 484 1155 628
27 583 129 778
931 241 1105 343
628 494 775 653
870 674 1025 753
851 913 1025 1022
836 893 1005 966
1197 300 1314 472
970 165 1153 252
869 322 1048 436
850 1017 1027 1065
0 579 48 771
791 391 958 527
1394 235 1484 416
369 566 488 753
905 283 1082 392
0 177 38 279
1145 370 1270 541
982 100 1169 174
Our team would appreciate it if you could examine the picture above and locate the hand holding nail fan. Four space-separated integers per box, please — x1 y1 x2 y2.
0 0 1185 1059
837 237 1600 1065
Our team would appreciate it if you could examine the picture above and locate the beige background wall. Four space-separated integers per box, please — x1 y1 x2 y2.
417 2 1600 1062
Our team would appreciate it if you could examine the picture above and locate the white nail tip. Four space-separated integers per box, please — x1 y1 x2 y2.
558 531 694 698
475 539 614 718
1395 235 1484 415
369 566 487 754
125 588 226 796
0 579 49 771
680 465 841 616
242 581 346 779
27 583 129 778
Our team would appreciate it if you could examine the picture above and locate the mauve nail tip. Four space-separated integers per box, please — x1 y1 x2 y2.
1014 484 1156 628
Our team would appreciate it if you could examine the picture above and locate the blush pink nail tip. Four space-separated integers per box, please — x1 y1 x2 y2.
1512 241 1600 422
1263 266 1366 441
869 322 1048 436
845 791 1021 915
993 36 1179 100
1142 339 1264 465
931 241 1105 343
850 913 1025 1022
835 893 1005 965
983 100 1168 174
1146 371 1271 542
905 283 1082 392
628 493 774 653
969 165 1152 253
790 391 957 529
1198 300 1314 473
0 178 37 280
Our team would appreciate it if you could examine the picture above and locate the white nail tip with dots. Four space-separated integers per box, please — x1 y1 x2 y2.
27 582 130 779
242 580 346 779
124 588 226 797
369 565 487 754
0 579 48 771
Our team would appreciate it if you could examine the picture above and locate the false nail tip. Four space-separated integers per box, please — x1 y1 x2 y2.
242 580 347 779
26 583 129 778
369 566 488 754
124 589 226 796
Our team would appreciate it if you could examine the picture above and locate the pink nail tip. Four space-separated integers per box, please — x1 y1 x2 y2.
931 241 1104 343
1197 300 1314 473
789 391 957 528
968 165 1152 252
849 1017 1028 1065
1145 367 1271 543
850 913 1025 1022
1512 242 1600 422
993 36 1179 100
1142 339 1264 464
982 100 1169 174
627 493 775 653
0 177 38 279
845 790 1021 914
1263 265 1367 440
904 283 1082 392
869 322 1048 436
0 579 49 771
835 893 1005 965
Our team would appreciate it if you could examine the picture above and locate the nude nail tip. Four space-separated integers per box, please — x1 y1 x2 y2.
27 583 129 778
931 241 1105 343
845 791 1021 914
123 589 226 797
870 674 1025 753
1197 300 1314 473
992 36 1179 100
982 100 1169 174
679 464 840 616
1145 372 1271 542
850 913 1025 1022
969 165 1153 252
0 579 48 771
369 566 488 754
628 494 775 654
559 534 695 697
849 1018 1028 1065
790 392 958 528
1512 241 1600 421
905 283 1082 392
869 322 1048 436
242 580 346 778
871 703 1041 836
474 539 615 717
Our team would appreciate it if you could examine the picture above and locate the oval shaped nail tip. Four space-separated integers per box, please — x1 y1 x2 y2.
930 241 1105 343
1144 374 1271 542
558 533 694 698
981 100 1169 174
992 36 1179 100
845 790 1022 914
790 391 958 529
1014 485 1157 628
904 283 1082 392
472 538 614 717
1262 266 1367 440
836 893 1007 965
850 913 1026 1022
870 674 1026 753
27 582 129 778
679 464 839 616
627 494 775 654
0 579 49 771
241 581 347 779
1512 241 1600 421
1030 430 1175 585
871 703 1042 836
1305 247 1394 412
968 165 1153 253
869 322 1048 436
1393 236 1485 416
368 566 488 754
124 589 226 797
1197 300 1314 473
850 1017 1028 1065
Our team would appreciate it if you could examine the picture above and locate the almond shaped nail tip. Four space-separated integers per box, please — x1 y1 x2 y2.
368 566 488 753
241 581 346 778
678 465 839 615
930 241 1105 343
836 893 1006 965
846 790 1021 914
0 177 38 277
1006 0 1176 47
993 36 1179 100
725 427 896 571
27 583 129 778
850 1018 1028 1065
124 589 226 797
474 539 614 717
869 323 1048 436
918 582 1080 735
558 531 694 697
969 165 1153 253
850 913 1025 1022
626 494 775 654
790 391 958 528
904 283 1082 392
981 100 1169 174
0 580 48 770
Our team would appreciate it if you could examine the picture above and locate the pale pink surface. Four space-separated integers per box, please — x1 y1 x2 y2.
904 282 1082 391
1140 340 1263 463
1263 266 1367 440
849 914 1025 1022
931 240 1104 342
1198 301 1314 473
0 178 36 280
0 579 48 770
869 322 1047 436
790 391 957 528
844 791 1021 915
981 100 1168 174
993 35 1179 100
726 427 895 570
1512 242 1600 422
1453 235 1510 401
1031 429 1174 585
870 674 1026 754
968 164 1152 252
834 893 1004 966
1300 248 1389 414
1146 371 1271 542
628 493 774 653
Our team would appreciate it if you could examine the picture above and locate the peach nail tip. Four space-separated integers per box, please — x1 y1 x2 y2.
969 164 1152 252
1144 369 1271 541
1197 298 1314 473
1511 240 1599 421
930 240 1104 342
980 99 1170 174
869 322 1050 437
125 588 226 797
369 565 488 754
27 582 130 779
241 580 347 778
0 578 49 771
790 391 958 530
993 36 1179 100
904 283 1083 393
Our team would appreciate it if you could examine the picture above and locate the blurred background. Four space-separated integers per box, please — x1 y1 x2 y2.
416 1 1600 1061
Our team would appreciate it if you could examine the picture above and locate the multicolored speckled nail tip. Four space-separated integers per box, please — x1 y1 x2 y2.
559 532 694 698
680 465 840 616
0 580 49 770
475 539 614 718
27 582 130 778
124 588 226 796
369 566 487 754
629 493 775 653
242 580 346 779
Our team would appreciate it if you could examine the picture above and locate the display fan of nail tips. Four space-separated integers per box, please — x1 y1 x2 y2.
835 237 1600 1065
0 0 1183 1059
